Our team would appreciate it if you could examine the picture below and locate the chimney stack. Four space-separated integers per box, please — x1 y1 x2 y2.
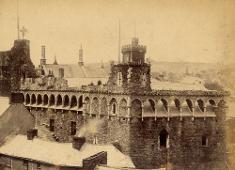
72 136 86 150
78 45 84 66
40 45 46 66
27 129 38 140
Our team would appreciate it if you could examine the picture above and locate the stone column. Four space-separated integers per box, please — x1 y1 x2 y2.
141 103 144 121
107 104 110 119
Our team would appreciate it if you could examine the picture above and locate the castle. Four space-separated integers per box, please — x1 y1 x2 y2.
10 37 229 169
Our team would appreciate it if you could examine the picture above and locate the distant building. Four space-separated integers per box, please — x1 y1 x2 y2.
36 45 109 87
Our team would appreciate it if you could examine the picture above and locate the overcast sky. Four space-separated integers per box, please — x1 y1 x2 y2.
0 0 234 66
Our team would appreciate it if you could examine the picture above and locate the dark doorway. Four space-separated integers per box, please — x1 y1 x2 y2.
49 119 55 132
159 129 168 148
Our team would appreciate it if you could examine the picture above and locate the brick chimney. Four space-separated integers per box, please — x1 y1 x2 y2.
27 129 38 140
72 136 86 150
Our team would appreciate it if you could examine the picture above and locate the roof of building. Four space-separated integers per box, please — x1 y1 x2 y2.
0 135 135 168
0 97 9 116
43 63 110 78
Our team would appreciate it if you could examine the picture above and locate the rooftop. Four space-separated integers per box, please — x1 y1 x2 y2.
0 135 135 168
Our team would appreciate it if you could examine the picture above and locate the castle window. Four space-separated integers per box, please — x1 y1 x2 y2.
202 136 208 147
112 103 116 114
159 129 169 149
49 119 55 132
71 121 76 135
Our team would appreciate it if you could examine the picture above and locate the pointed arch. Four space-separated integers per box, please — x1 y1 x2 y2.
207 99 216 112
37 94 42 105
143 99 155 116
78 95 83 108
70 95 78 108
130 99 142 117
25 94 30 105
63 95 70 107
31 94 36 105
119 98 128 117
110 98 117 115
186 99 193 112
43 94 48 105
57 94 62 106
197 99 205 112
49 94 55 106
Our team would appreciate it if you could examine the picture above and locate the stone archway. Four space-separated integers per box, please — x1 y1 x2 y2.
130 99 142 117
63 95 70 107
25 94 30 105
70 95 77 108
37 94 42 105
49 95 55 106
119 98 128 117
110 98 117 115
43 94 49 105
31 94 36 105
84 97 90 114
57 95 62 106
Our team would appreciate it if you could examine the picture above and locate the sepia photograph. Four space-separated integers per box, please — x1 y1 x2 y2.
0 0 235 169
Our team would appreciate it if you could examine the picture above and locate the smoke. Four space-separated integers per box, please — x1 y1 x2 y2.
77 118 104 137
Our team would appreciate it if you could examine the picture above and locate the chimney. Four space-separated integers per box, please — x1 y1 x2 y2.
40 45 46 66
78 45 84 66
72 136 86 150
27 129 38 140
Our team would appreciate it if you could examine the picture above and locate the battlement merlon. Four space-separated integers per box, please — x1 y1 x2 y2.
121 45 146 53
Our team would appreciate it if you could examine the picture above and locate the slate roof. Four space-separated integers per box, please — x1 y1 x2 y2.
0 135 135 168
43 63 110 78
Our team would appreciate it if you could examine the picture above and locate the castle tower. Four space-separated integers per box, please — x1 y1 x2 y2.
78 45 84 66
107 38 151 92
40 45 46 66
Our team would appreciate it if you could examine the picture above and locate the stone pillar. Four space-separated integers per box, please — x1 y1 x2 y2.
127 106 131 122
107 104 110 119
141 103 144 121
192 107 195 121
167 105 170 121
154 106 157 121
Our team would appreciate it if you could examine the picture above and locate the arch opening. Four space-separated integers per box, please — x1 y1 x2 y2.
64 95 70 107
119 98 128 117
174 99 181 112
186 99 193 112
57 95 62 106
31 94 36 105
49 95 55 106
37 95 42 105
110 98 117 115
197 99 205 112
161 99 168 112
43 94 48 105
78 96 83 108
71 96 77 108
84 97 90 114
25 94 30 105
159 129 169 148
130 99 142 117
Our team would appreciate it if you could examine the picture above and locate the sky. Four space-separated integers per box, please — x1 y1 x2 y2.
0 0 234 66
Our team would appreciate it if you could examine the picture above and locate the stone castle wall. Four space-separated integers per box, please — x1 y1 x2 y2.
30 101 227 170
